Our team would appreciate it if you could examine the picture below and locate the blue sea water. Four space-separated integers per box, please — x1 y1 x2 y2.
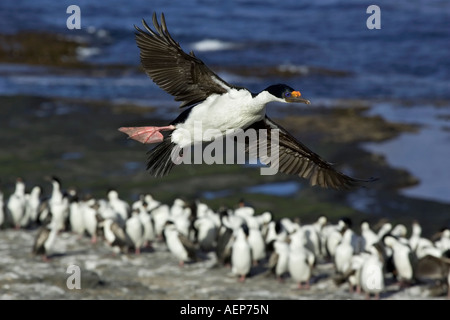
1 0 449 100
1 0 449 204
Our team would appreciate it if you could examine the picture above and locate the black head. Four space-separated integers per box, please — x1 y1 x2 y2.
264 84 295 98
106 187 117 194
274 219 284 234
264 84 310 104
51 175 61 183
44 175 61 185
339 216 353 228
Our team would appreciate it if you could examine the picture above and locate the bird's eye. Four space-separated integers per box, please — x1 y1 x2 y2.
284 92 291 97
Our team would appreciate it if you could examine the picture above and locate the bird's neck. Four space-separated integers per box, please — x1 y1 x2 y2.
252 90 280 106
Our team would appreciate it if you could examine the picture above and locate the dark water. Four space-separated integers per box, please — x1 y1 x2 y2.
1 0 449 204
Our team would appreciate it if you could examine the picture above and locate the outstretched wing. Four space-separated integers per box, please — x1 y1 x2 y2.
245 116 378 190
135 12 239 108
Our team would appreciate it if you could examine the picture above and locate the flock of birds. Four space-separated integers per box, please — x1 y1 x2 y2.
1 176 450 300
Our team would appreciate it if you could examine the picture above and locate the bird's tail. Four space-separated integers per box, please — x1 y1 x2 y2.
146 139 177 177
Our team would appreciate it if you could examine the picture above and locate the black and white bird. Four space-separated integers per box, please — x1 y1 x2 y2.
434 228 450 256
0 190 5 229
288 228 316 289
163 220 199 267
119 12 377 190
215 208 235 267
7 177 27 229
25 185 43 227
107 188 131 226
359 244 385 299
193 215 217 252
383 235 415 287
266 238 290 282
360 221 379 252
231 224 252 282
245 215 267 266
68 197 86 239
41 176 70 232
82 198 100 244
32 220 59 262
334 228 355 276
136 201 156 249
125 208 146 255
301 216 327 259
101 218 130 255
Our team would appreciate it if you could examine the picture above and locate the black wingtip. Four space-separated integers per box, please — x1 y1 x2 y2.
134 19 146 34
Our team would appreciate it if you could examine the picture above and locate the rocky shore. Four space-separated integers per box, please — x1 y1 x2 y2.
1 227 447 301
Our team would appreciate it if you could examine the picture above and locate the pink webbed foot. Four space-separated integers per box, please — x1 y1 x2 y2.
118 125 176 144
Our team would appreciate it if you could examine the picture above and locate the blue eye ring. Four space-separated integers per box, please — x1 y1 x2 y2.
284 92 291 97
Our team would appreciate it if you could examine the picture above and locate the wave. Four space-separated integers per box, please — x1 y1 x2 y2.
189 39 238 52
76 47 101 60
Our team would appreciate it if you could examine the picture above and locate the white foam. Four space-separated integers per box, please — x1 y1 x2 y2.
76 47 101 59
277 64 310 75
190 39 236 52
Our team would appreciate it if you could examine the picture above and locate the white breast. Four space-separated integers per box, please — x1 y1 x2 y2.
231 229 252 276
166 230 189 261
172 89 267 147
